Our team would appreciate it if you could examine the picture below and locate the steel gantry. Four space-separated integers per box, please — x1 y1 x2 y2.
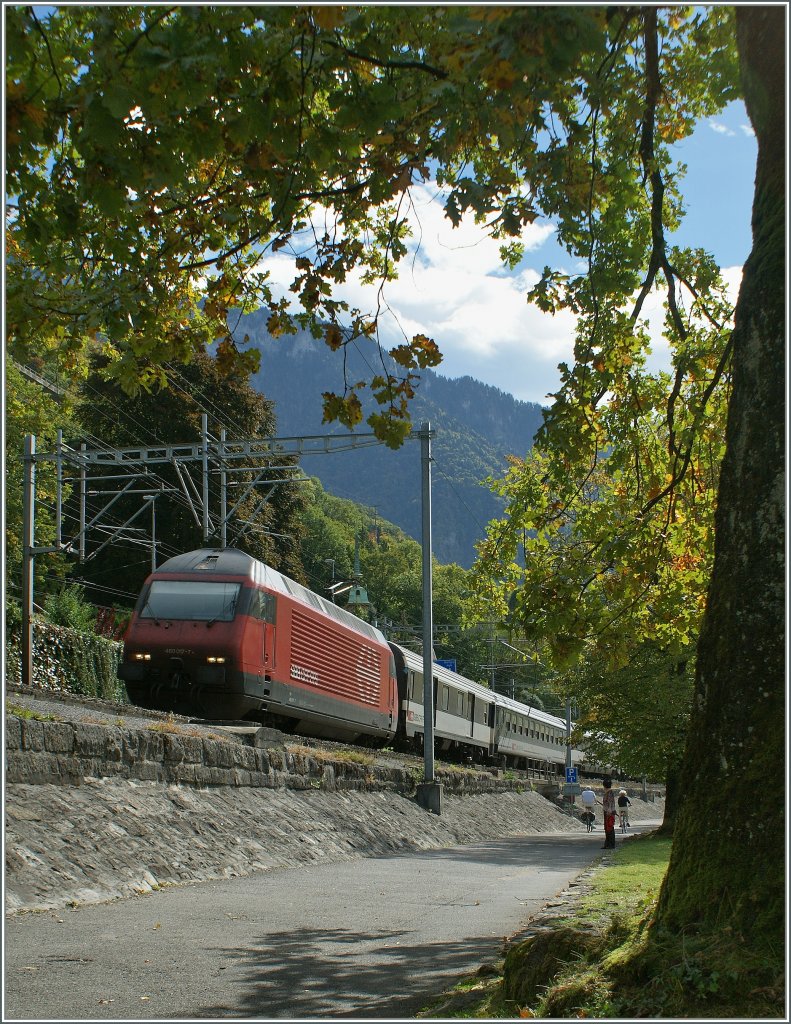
18 419 442 811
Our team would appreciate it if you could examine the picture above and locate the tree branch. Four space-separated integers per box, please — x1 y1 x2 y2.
323 37 448 80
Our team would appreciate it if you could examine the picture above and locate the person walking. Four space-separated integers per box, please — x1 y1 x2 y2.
601 777 616 849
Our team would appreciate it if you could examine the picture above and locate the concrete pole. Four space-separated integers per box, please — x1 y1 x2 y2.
55 429 63 549
415 421 442 814
79 443 86 563
220 428 227 549
150 496 157 572
565 695 573 810
421 421 435 784
21 435 36 689
202 414 210 546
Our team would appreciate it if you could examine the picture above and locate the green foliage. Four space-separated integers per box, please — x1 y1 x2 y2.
5 597 23 632
6 622 126 701
43 583 98 633
5 362 76 602
468 349 728 668
7 6 738 447
6 702 60 723
465 316 729 777
564 646 695 781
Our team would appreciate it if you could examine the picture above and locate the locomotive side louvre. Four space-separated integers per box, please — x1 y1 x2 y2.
272 600 396 739
289 608 384 707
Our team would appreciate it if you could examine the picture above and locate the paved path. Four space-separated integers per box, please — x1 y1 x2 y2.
3 828 657 1021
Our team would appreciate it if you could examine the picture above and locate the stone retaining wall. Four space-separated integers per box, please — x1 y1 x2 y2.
5 714 666 918
4 715 526 797
5 779 597 916
5 714 603 917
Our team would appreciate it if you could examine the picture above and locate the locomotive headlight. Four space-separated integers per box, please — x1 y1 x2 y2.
133 652 151 661
207 656 226 664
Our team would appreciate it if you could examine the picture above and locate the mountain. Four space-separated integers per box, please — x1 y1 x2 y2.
237 310 546 567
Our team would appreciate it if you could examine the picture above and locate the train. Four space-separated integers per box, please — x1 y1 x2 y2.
118 547 592 774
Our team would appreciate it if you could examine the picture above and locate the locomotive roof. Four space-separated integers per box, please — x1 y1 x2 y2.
152 548 388 646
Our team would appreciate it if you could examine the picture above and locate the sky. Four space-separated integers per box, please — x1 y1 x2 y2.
259 100 757 407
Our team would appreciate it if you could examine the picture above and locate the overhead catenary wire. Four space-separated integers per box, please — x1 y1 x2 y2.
21 364 300 565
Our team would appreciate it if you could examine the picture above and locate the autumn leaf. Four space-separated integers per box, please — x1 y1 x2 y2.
313 6 345 30
324 323 344 351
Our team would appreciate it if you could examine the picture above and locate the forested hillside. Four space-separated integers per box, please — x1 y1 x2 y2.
237 310 545 567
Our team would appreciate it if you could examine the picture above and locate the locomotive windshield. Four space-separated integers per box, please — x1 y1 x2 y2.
140 580 241 621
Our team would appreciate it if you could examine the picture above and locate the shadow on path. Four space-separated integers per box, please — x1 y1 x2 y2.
195 924 505 1019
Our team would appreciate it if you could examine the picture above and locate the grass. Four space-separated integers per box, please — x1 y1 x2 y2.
288 743 375 767
6 701 61 722
417 833 785 1019
145 715 226 741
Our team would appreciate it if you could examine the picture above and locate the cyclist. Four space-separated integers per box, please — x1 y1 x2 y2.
617 789 632 830
580 785 598 833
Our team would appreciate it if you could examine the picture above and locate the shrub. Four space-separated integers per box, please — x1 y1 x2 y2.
6 620 126 701
43 583 97 633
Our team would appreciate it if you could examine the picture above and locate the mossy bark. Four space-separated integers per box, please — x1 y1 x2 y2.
655 7 785 948
502 928 604 1008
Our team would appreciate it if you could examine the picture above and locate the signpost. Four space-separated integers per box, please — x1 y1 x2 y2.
563 765 580 803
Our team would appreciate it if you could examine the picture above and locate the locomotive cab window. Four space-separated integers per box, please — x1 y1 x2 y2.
140 581 241 621
249 589 276 623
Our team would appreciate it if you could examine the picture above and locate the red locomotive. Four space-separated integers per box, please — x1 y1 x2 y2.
118 548 398 742
119 549 614 780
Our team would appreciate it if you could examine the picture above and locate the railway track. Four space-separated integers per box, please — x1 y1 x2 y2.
5 684 469 775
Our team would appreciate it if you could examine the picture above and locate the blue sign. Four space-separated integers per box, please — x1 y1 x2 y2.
435 658 457 673
565 766 578 784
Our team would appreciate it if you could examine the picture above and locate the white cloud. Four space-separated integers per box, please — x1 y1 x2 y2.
254 182 576 404
404 183 555 273
252 183 744 407
709 120 736 137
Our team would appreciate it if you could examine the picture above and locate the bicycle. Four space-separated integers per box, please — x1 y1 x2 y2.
619 809 629 832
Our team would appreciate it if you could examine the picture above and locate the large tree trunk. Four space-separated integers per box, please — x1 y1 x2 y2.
656 7 785 945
